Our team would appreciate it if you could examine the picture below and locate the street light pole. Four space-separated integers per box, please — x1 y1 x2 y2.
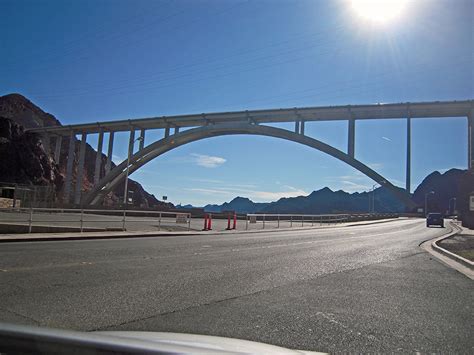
425 191 435 217
123 136 143 206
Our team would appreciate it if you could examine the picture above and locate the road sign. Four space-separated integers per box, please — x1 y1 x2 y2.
162 196 167 201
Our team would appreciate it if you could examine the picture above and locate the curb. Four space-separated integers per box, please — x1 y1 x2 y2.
431 222 474 270
0 218 403 243
0 232 196 243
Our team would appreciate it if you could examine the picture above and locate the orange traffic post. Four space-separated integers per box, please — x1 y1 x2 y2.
207 214 212 230
233 213 237 229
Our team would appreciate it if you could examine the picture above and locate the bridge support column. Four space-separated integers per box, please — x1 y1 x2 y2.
469 110 474 170
42 133 50 155
139 129 145 150
406 117 411 192
105 132 114 175
74 133 87 205
174 126 180 135
54 135 62 164
300 120 305 135
294 121 300 134
348 118 355 157
128 128 135 157
165 125 170 138
63 131 76 204
93 130 104 186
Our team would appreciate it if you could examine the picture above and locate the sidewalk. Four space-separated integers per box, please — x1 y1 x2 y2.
438 224 474 262
0 218 402 243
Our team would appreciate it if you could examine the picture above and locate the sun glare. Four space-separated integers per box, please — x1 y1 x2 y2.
351 0 408 23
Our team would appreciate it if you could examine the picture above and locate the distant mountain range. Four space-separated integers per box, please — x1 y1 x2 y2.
177 168 468 214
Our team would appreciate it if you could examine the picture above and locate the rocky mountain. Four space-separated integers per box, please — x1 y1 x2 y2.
0 93 172 209
204 197 270 213
199 168 471 215
0 118 63 189
201 186 406 214
412 168 468 214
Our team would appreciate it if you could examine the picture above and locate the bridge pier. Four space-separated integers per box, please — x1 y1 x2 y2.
348 117 355 157
93 130 104 186
74 133 87 205
300 120 305 135
105 132 114 175
41 133 50 156
128 128 135 158
54 135 62 164
294 121 300 134
165 125 170 138
469 109 473 170
406 117 411 192
139 129 146 150
63 131 76 204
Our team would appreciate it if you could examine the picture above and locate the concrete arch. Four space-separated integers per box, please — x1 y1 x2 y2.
84 123 416 209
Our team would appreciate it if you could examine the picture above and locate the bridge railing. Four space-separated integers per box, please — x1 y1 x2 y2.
0 207 191 234
245 213 399 230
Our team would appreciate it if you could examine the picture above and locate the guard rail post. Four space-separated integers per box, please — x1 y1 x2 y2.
301 215 304 227
28 207 33 233
246 215 249 230
158 212 162 231
263 214 265 229
80 208 84 233
188 213 191 231
277 214 280 228
290 215 293 227
122 209 126 231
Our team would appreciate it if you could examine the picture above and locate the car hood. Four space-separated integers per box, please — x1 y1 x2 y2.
96 331 325 354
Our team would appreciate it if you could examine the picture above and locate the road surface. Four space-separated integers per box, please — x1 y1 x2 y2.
0 218 472 353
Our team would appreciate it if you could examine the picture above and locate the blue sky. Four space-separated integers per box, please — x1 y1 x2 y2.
1 0 472 206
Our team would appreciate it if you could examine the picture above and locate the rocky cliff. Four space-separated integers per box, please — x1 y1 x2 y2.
0 93 172 209
0 117 63 189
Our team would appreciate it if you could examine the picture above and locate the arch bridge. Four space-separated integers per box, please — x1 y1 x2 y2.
29 100 474 210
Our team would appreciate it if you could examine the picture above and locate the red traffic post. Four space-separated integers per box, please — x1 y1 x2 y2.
233 213 237 229
207 213 212 230
202 214 208 231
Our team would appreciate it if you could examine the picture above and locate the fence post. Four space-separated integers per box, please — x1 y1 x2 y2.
301 215 304 227
158 212 162 231
277 214 280 228
28 207 33 233
188 213 191 231
246 215 249 230
290 215 293 227
263 214 265 229
80 208 84 233
122 209 126 231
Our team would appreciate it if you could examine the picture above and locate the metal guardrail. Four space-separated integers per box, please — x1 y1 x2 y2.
0 208 191 233
245 213 399 229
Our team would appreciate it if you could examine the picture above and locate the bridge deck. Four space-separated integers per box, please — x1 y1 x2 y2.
28 100 473 135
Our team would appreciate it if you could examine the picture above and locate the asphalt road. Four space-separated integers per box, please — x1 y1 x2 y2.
0 219 472 353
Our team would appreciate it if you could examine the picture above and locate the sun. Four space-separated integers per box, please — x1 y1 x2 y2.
351 0 408 23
